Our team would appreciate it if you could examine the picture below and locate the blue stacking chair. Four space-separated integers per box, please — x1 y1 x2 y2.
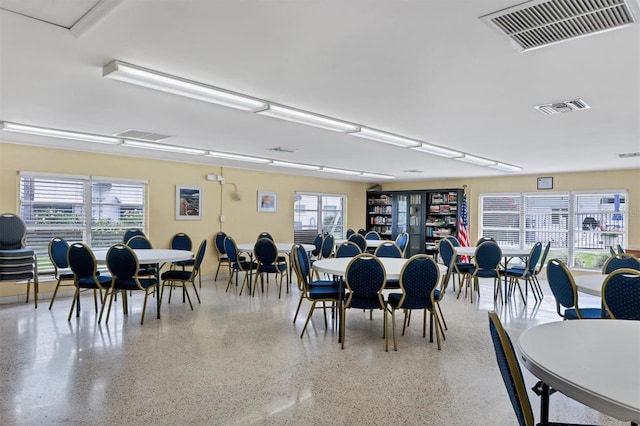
364 231 381 240
125 235 156 277
170 232 195 274
547 259 602 319
67 243 111 322
348 233 367 253
388 255 442 350
437 238 471 293
602 268 640 320
123 228 145 244
602 253 640 274
395 232 409 258
342 253 388 350
160 239 206 310
504 242 543 304
335 241 361 258
224 236 257 295
254 238 288 298
462 241 502 304
291 244 340 337
213 232 230 281
311 233 323 259
319 234 334 259
374 241 402 258
357 228 367 236
345 229 355 238
0 213 38 307
48 237 75 310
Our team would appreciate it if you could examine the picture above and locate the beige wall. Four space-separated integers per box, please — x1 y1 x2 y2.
0 142 368 298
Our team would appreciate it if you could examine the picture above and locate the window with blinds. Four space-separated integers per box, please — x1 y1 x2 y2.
480 190 627 270
294 193 345 244
19 173 147 273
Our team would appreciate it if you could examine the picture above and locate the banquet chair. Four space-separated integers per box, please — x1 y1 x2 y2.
374 241 402 288
125 235 156 277
348 233 367 253
123 228 145 244
103 244 158 325
256 231 287 264
547 259 603 319
504 242 543 304
160 239 206 310
364 231 381 240
48 237 76 309
335 241 361 258
170 232 195 275
311 233 323 259
477 236 496 245
460 241 501 303
66 243 111 321
342 253 388 351
357 228 367 236
224 236 257 295
488 312 585 426
254 238 288 298
437 238 471 293
0 213 38 307
345 229 355 238
617 244 625 254
319 234 335 259
395 232 409 257
213 232 230 280
602 268 640 320
291 244 339 337
602 253 640 274
388 255 443 350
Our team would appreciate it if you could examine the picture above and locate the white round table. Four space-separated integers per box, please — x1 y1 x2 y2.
573 273 605 296
334 239 387 249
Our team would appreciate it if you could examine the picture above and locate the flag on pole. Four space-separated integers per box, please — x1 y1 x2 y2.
458 192 470 261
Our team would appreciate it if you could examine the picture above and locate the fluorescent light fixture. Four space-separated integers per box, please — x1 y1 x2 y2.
350 127 421 148
411 143 463 158
256 105 359 133
103 60 267 111
321 167 361 176
123 140 206 155
455 154 497 166
207 151 270 164
361 172 395 180
270 160 320 170
490 162 522 172
0 121 122 145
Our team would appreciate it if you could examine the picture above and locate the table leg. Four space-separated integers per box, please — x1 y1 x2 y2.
156 262 161 319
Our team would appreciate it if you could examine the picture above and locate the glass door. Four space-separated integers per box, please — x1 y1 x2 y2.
407 193 424 256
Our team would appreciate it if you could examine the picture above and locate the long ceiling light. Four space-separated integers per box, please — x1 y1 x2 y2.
350 127 421 148
411 143 463 158
321 167 361 175
256 105 359 133
270 160 320 170
123 140 207 155
0 121 122 144
103 60 267 111
361 172 395 180
490 162 522 172
455 154 497 166
207 151 270 163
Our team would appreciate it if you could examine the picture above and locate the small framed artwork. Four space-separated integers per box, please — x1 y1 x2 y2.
176 185 202 220
258 191 277 213
537 177 553 190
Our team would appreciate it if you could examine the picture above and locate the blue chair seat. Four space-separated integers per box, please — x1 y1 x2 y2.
112 277 157 290
233 261 257 271
468 266 499 278
387 292 435 310
564 308 603 319
173 258 195 268
344 293 382 309
77 275 112 289
258 263 287 274
309 279 336 288
308 285 340 300
161 270 192 281
504 267 531 276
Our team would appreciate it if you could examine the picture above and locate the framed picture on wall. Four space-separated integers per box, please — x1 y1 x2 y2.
258 191 277 213
176 185 202 220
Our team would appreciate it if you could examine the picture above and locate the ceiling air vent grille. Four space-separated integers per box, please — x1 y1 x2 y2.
480 0 639 52
115 129 171 141
268 146 297 153
535 98 591 115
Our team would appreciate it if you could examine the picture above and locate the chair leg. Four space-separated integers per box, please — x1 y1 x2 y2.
67 288 79 321
300 301 317 338
391 308 398 351
49 279 62 310
293 294 304 323
141 289 150 325
191 280 201 304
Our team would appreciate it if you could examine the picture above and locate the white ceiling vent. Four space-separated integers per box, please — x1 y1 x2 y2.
534 98 590 115
268 146 297 153
480 0 639 52
115 129 171 141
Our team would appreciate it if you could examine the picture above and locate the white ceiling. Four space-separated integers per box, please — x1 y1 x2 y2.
1 0 639 182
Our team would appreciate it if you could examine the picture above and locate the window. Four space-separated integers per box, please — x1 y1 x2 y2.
480 190 627 271
294 192 345 244
19 172 147 273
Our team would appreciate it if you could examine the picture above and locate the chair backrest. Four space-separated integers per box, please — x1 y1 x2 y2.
365 231 381 240
443 235 460 247
488 312 535 426
345 229 355 238
292 244 311 291
477 236 496 245
193 239 207 272
320 234 334 259
171 233 192 251
311 233 323 256
395 232 409 255
336 241 361 258
67 243 99 280
123 228 145 244
223 236 240 263
348 233 367 253
126 235 153 249
525 242 543 274
374 241 402 258
106 244 139 280
397 255 440 308
344 254 386 306
602 253 640 274
535 241 551 274
609 246 617 256
49 237 70 270
437 238 455 269
357 228 367 236
602 268 640 320
474 241 502 270
214 232 227 256
617 244 625 254
257 232 274 241
546 259 578 309
254 238 278 265
0 213 26 250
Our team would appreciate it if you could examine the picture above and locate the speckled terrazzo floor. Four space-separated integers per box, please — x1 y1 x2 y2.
0 273 627 425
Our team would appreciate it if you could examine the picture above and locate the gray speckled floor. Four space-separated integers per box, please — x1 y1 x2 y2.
0 273 626 425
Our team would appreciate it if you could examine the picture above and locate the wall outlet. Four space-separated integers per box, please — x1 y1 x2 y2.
219 215 225 222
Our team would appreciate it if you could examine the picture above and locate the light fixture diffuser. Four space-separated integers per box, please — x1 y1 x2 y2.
351 127 421 148
411 143 463 158
490 162 522 172
103 60 267 111
207 151 270 163
361 172 395 179
0 121 122 145
123 140 206 155
270 161 320 170
321 167 361 175
256 105 359 133
455 154 497 166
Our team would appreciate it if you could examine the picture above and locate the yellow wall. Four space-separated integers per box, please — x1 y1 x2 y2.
0 142 368 298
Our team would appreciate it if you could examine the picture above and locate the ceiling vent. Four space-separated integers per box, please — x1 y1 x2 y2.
480 0 639 52
403 169 423 173
115 129 171 141
618 152 640 158
268 146 297 153
534 98 590 115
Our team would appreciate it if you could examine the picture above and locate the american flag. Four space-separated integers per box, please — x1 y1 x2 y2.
458 192 470 261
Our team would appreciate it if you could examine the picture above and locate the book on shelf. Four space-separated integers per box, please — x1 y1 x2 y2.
431 194 444 204
429 205 441 213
